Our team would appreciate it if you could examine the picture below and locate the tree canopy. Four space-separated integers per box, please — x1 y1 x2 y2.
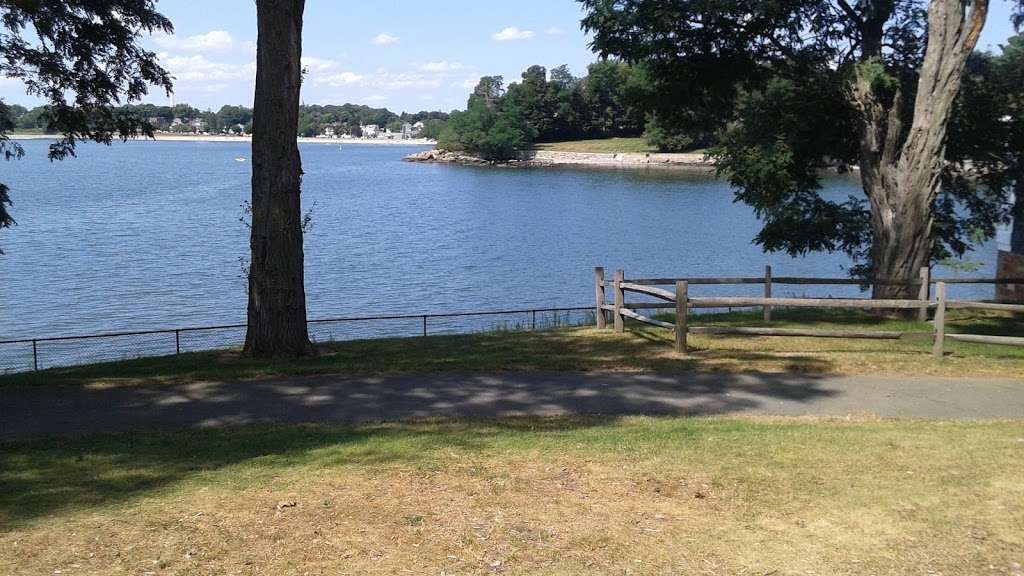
581 0 1024 294
438 61 674 159
0 0 173 252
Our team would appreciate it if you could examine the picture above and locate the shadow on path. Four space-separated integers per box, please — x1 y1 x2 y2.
2 371 838 441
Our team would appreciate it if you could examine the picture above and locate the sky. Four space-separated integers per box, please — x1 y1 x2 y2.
0 0 1021 114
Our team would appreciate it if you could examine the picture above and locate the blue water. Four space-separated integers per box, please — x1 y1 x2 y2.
0 139 997 342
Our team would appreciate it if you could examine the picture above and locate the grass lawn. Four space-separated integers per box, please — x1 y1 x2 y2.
2 417 1022 575
3 308 1023 388
532 137 663 154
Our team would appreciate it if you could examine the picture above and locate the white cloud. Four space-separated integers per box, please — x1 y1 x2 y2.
421 60 467 72
493 27 534 41
313 68 445 90
315 71 365 87
371 33 399 46
301 57 340 73
461 77 480 89
159 53 255 83
545 27 565 36
156 30 236 52
373 71 442 89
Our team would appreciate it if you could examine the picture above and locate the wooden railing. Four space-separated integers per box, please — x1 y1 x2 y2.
594 267 1024 356
933 281 1024 356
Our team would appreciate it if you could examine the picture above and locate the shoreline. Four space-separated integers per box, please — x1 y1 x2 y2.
404 148 716 170
10 133 436 146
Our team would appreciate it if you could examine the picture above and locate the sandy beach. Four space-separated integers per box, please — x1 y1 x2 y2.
12 132 436 146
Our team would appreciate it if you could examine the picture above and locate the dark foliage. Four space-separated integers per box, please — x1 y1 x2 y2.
0 0 173 251
581 0 1024 276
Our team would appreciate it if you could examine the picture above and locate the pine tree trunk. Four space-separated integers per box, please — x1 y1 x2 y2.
243 0 314 358
852 0 988 299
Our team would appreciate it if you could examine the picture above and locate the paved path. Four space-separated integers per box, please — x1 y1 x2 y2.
3 372 1024 440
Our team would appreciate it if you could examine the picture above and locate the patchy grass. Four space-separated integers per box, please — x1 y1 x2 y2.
2 308 1023 388
532 138 662 154
1 417 1022 575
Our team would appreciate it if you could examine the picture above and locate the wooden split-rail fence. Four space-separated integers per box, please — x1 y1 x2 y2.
593 266 1024 358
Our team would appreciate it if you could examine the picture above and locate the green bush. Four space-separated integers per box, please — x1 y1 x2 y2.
643 117 695 152
437 104 533 161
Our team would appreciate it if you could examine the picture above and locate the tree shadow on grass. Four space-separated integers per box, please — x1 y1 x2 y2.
0 369 840 528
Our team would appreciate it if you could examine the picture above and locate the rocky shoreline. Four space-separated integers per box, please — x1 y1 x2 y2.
403 148 714 169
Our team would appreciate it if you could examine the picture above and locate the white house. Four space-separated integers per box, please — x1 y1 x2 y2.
361 124 380 138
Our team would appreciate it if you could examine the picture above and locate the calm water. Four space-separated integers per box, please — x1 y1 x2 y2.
0 139 997 342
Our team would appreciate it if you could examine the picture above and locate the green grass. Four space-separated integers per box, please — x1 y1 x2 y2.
9 129 50 136
532 137 663 154
2 417 1022 574
3 308 1023 388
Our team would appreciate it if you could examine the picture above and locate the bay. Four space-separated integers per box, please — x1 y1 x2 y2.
0 139 997 343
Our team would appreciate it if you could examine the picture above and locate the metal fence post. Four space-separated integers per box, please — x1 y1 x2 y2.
933 282 947 358
764 265 773 322
594 267 607 329
422 315 427 337
175 330 181 355
917 266 931 322
532 310 537 330
32 339 38 371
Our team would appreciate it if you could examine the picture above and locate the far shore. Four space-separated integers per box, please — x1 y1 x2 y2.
11 132 437 146
405 148 717 170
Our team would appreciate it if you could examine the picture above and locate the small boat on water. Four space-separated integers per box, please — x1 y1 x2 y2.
234 157 247 163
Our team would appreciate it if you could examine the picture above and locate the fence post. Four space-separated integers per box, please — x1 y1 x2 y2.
917 266 931 322
933 282 947 358
675 281 689 353
613 269 625 333
532 309 537 330
32 339 38 371
594 267 607 329
764 265 773 322
422 315 427 337
175 330 181 355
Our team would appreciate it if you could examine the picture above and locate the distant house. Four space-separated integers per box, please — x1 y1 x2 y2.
189 118 205 132
321 125 336 138
361 124 380 138
412 121 425 136
401 122 414 139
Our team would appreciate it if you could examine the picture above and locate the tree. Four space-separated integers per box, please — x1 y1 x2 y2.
582 0 1024 298
437 102 533 160
581 61 647 137
0 1 173 253
989 34 1024 253
244 0 314 358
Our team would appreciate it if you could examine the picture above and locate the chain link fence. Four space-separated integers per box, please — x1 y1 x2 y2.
0 307 595 375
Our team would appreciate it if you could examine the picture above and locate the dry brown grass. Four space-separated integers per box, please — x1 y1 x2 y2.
3 418 1023 575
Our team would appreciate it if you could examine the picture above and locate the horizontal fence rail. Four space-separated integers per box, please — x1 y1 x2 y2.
595 266 1024 357
933 283 1024 356
1 306 595 374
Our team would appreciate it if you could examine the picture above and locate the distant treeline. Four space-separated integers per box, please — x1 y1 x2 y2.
439 61 697 160
6 102 450 139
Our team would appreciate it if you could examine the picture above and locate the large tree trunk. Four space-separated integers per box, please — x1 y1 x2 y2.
852 0 988 299
243 0 313 358
1011 184 1024 254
